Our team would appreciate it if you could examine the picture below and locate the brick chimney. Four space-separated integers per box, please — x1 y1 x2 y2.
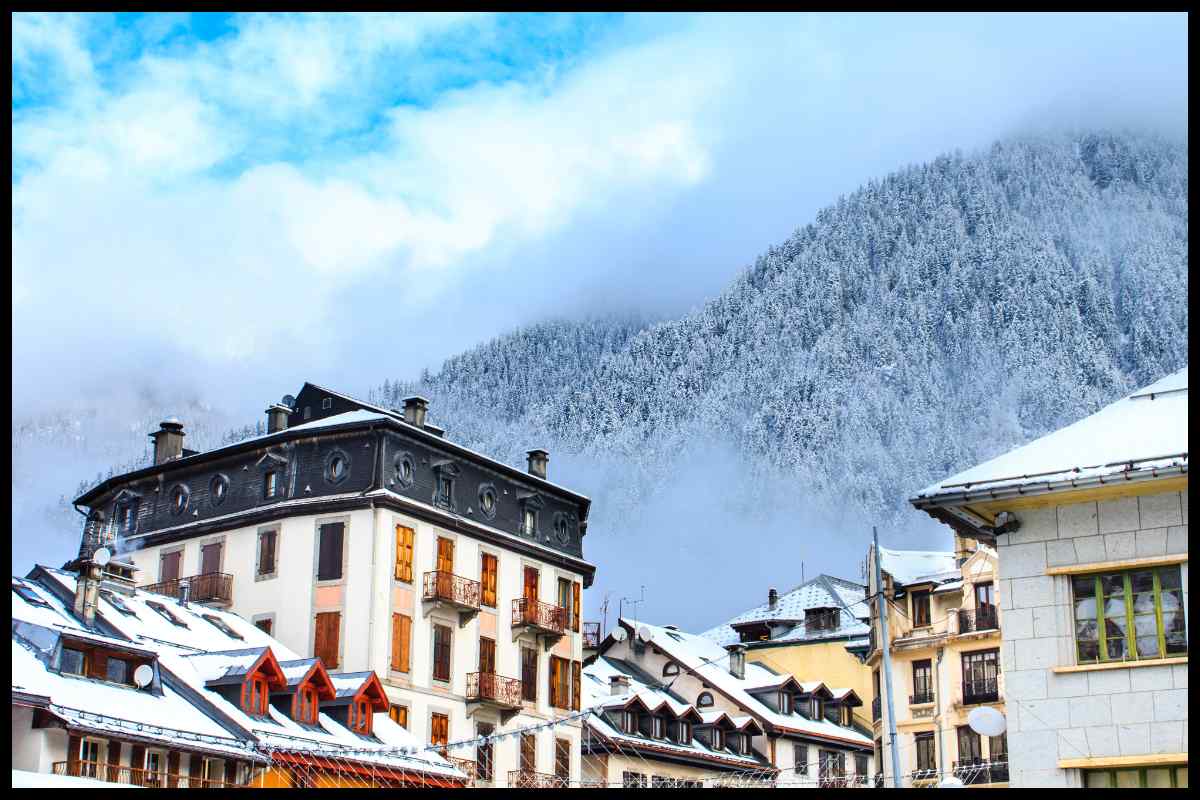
403 396 428 429
610 675 631 696
266 403 290 433
526 449 549 480
150 419 186 465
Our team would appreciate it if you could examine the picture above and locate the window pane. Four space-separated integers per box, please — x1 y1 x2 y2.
1146 768 1173 788
106 657 129 684
1084 771 1113 788
1114 769 1141 788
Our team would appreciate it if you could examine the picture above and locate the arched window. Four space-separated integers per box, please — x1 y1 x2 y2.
662 663 680 677
697 691 714 708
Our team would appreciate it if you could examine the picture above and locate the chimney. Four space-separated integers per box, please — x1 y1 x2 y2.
768 587 779 610
266 403 290 433
403 396 428 429
73 559 103 627
610 675 631 696
728 644 746 680
150 419 186 465
526 449 549 480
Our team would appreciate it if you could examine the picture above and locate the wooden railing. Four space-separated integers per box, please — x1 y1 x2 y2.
512 598 567 635
141 572 233 606
958 607 1000 634
582 621 601 649
509 769 569 789
53 760 235 788
422 571 481 610
466 672 523 708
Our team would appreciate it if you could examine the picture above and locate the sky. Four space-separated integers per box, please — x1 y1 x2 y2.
10 12 1188 626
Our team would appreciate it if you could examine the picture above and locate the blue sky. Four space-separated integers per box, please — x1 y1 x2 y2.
9 12 1189 583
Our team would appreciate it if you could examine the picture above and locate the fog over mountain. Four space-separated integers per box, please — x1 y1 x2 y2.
12 130 1188 631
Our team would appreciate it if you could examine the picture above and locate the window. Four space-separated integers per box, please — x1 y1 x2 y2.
476 722 494 782
522 507 537 536
555 737 570 783
1072 566 1187 663
102 590 138 618
478 485 497 519
13 580 49 608
160 550 182 582
391 614 411 673
975 581 995 610
245 674 270 716
480 553 498 607
912 659 933 704
314 611 341 669
144 750 165 787
623 771 647 788
520 733 536 772
254 617 273 636
78 738 102 776
621 710 636 734
394 453 415 487
794 744 809 776
663 663 680 677
961 649 1000 704
651 716 666 740
820 751 845 783
120 499 140 534
811 697 824 720
437 476 454 508
200 541 223 575
915 732 936 777
169 485 189 515
674 720 691 743
430 713 449 755
322 397 332 410
388 704 408 728
202 613 245 640
521 645 538 702
60 646 87 676
297 685 319 724
316 522 344 581
957 725 983 764
432 624 452 682
263 471 278 499
550 656 571 709
479 636 496 674
257 529 278 577
351 698 372 734
988 732 1007 764
1084 766 1188 788
210 475 228 506
779 691 793 714
697 691 714 708
391 525 414 583
147 601 189 628
557 578 572 627
911 590 932 627
573 582 581 633
806 607 840 631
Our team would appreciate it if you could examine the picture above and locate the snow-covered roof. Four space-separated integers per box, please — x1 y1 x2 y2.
877 547 957 587
700 575 870 648
13 768 144 788
619 619 872 749
914 367 1188 504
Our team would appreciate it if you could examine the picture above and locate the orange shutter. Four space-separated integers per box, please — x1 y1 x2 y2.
572 582 581 632
572 660 582 710
524 567 539 602
315 612 340 669
437 537 454 572
395 526 414 582
391 613 411 673
481 553 498 607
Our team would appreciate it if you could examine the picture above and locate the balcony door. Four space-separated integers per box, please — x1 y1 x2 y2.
436 537 455 597
201 542 223 575
961 649 999 703
523 566 539 603
975 582 996 627
160 550 181 582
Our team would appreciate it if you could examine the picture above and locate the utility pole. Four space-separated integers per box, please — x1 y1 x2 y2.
873 525 903 787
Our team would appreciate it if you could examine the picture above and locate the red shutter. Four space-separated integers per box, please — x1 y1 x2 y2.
314 612 340 669
572 582 581 632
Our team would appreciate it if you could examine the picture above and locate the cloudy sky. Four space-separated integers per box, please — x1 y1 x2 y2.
10 13 1188 615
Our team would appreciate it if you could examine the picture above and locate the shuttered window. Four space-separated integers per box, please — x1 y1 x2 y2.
521 645 538 702
572 660 581 711
257 530 277 576
391 613 411 673
432 624 452 683
555 737 571 782
388 704 408 728
479 636 496 674
201 542 222 575
430 713 449 755
572 582 581 633
394 525 414 582
316 523 344 581
160 550 181 582
520 733 536 772
550 656 570 709
481 553 498 607
314 611 341 669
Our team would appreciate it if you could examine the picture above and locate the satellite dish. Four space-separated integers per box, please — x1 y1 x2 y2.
282 394 296 409
612 628 628 643
93 547 112 567
938 776 965 789
133 664 154 688
636 626 652 644
967 705 1006 737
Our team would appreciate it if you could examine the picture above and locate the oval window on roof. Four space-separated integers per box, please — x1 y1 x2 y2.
478 484 497 519
169 484 190 516
210 474 229 506
324 449 351 485
394 452 415 488
697 691 714 708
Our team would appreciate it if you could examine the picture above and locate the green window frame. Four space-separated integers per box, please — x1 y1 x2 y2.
1070 565 1186 664
1084 766 1188 788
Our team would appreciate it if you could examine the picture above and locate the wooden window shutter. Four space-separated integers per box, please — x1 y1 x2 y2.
167 751 180 783
524 566 539 601
317 523 344 581
68 734 81 772
548 656 557 707
201 542 222 575
107 742 123 783
437 537 454 573
572 582 581 632
572 660 582 710
314 611 340 669
130 744 145 775
391 613 411 673
479 636 496 673
188 753 203 788
395 525 414 582
224 759 238 785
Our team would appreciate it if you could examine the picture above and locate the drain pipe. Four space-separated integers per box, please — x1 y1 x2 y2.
935 646 946 776
873 526 903 786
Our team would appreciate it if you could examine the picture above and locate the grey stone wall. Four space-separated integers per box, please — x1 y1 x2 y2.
996 488 1188 787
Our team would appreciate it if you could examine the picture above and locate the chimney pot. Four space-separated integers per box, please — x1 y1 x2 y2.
149 419 186 465
266 404 290 434
403 396 429 429
729 644 746 680
610 675 631 696
526 448 549 480
768 587 779 610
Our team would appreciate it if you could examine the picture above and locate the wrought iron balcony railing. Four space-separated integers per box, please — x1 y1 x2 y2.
910 689 935 706
509 769 569 789
422 571 481 611
958 607 1000 634
466 672 523 709
961 677 1000 705
818 775 848 788
53 760 236 788
954 758 1009 785
512 598 567 636
910 767 939 784
448 757 476 787
142 572 233 606
583 621 601 649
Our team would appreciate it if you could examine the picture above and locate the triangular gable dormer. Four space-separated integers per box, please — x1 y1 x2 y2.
343 672 388 736
240 648 287 717
279 660 337 726
255 450 289 468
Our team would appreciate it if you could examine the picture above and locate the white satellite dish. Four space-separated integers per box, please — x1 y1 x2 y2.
93 547 112 567
636 626 652 644
133 664 154 689
937 776 964 788
612 628 628 643
966 705 1006 737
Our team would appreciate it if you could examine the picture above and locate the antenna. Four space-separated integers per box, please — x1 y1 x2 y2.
93 547 112 567
133 664 154 689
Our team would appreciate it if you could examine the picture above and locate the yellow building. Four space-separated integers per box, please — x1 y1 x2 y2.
866 540 1007 788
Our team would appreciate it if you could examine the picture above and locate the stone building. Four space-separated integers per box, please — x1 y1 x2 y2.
910 367 1188 788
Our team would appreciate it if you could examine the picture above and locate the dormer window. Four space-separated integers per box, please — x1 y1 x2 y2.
169 485 189 516
431 461 460 511
674 721 691 743
651 717 666 739
811 698 823 720
780 692 794 715
522 508 536 536
350 698 372 735
697 692 714 708
324 450 350 485
245 675 270 716
712 728 725 750
146 601 189 629
264 470 278 499
202 614 245 641
297 685 320 725
210 474 229 506
60 646 87 676
105 657 130 685
119 498 140 534
841 705 852 727
622 710 637 734
805 607 839 632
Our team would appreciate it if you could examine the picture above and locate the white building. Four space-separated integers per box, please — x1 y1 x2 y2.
910 367 1188 788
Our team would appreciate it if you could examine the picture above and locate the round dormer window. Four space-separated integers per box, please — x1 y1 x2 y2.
394 452 415 488
554 514 573 544
210 474 229 506
324 450 351 485
169 484 190 516
478 485 498 519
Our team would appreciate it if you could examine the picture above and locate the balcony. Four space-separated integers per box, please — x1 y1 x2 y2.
448 757 476 787
954 759 1009 785
512 598 567 641
466 672 523 719
910 768 939 785
53 760 237 788
423 571 481 624
961 677 1000 706
958 607 1000 635
509 769 568 789
142 572 233 607
818 775 848 789
910 690 934 706
583 621 601 649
